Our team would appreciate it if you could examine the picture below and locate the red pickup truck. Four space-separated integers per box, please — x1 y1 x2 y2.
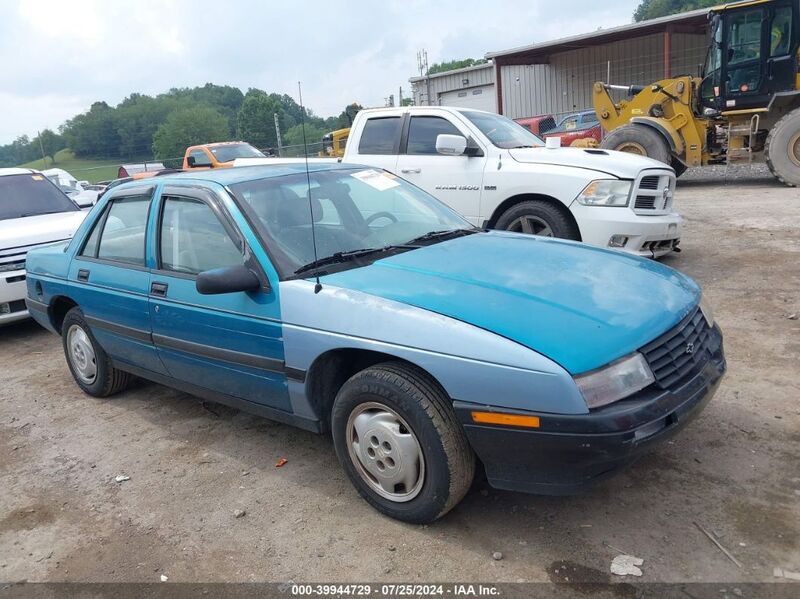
515 110 601 147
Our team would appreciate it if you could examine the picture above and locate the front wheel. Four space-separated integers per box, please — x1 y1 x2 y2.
495 200 580 240
601 123 672 166
331 362 474 523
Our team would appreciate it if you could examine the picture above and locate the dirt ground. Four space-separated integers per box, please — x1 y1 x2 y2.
1 169 799 585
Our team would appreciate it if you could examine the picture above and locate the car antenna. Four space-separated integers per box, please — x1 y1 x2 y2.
298 81 322 294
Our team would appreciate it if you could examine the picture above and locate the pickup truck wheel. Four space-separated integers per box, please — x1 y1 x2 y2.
495 200 579 240
62 307 131 397
765 107 800 187
331 362 474 523
600 124 671 166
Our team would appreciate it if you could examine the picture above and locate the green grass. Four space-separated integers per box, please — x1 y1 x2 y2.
20 149 125 183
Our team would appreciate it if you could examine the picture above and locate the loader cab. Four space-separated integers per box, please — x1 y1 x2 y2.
700 1 799 113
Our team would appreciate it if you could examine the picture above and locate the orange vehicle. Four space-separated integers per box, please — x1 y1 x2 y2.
183 141 264 169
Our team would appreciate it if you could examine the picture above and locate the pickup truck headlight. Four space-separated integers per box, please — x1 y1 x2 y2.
574 352 655 409
576 180 632 207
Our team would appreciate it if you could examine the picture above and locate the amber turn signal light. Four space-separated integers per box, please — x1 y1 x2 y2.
470 411 540 428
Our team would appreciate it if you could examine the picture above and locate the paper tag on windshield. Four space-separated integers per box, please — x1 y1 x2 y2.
351 169 400 191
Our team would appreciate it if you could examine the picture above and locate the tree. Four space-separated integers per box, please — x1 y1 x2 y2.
61 102 121 158
35 129 63 164
236 90 284 150
428 58 487 75
152 106 231 160
633 0 733 21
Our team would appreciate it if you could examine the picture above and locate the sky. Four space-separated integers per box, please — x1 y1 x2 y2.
0 0 640 144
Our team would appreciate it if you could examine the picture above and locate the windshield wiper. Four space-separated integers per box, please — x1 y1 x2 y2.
294 245 415 276
405 228 478 246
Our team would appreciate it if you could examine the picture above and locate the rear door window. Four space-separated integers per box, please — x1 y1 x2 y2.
357 117 402 154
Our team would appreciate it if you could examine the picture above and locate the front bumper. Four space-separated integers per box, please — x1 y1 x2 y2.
455 325 725 495
569 203 682 258
0 268 30 325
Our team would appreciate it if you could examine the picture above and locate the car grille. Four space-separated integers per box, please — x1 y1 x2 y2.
0 239 69 275
639 307 713 390
632 171 675 213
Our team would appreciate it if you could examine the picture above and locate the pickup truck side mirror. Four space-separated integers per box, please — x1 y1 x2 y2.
187 156 196 167
436 134 468 156
196 265 262 295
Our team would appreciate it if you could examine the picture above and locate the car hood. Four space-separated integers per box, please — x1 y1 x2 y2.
0 211 87 249
321 232 699 374
508 146 670 179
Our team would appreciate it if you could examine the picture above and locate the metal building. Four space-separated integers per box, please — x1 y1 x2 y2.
409 62 496 112
409 8 710 121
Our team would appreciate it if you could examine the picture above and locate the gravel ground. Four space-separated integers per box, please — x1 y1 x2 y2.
1 170 798 584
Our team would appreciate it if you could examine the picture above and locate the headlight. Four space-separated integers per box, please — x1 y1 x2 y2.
576 180 632 207
699 294 714 327
0 260 25 273
574 352 655 409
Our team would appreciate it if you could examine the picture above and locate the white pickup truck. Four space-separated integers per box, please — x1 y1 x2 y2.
341 106 682 258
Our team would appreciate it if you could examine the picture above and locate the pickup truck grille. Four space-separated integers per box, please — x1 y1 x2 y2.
639 306 713 390
0 239 69 274
632 171 675 213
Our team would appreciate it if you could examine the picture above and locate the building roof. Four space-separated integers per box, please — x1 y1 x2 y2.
409 61 494 83
486 7 710 65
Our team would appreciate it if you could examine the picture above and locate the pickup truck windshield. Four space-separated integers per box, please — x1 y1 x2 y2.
229 168 473 277
210 143 265 163
461 111 545 149
0 173 79 221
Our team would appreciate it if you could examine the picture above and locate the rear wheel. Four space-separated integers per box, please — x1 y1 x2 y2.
495 200 580 240
765 107 800 187
601 123 672 166
331 362 474 523
62 307 131 397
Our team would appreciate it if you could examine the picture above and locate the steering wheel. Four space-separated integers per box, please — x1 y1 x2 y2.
365 211 398 226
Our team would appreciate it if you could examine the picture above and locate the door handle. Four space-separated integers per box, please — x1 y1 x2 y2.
400 168 421 174
151 281 168 297
77 269 90 282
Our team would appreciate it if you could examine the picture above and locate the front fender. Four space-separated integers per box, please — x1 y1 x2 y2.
279 280 588 416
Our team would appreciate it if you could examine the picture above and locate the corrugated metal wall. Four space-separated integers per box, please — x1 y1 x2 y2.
410 64 495 106
500 32 708 119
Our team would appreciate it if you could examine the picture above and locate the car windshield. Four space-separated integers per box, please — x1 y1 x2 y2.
0 173 79 221
210 143 265 163
229 167 474 277
461 111 545 149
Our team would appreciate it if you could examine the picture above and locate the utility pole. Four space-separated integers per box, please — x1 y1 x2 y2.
417 50 430 105
273 113 283 157
37 131 48 168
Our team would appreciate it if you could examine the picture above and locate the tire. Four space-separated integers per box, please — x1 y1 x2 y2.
495 200 580 240
331 362 474 523
61 307 131 397
600 123 672 166
765 107 800 187
671 157 688 178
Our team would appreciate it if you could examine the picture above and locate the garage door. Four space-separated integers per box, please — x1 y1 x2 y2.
438 85 496 112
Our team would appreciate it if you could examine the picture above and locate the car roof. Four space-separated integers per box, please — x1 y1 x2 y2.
111 162 366 191
0 167 38 177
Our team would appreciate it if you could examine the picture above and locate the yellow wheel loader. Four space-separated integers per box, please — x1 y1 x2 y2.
594 0 800 186
319 128 350 158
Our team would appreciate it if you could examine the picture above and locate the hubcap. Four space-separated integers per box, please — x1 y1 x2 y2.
67 324 97 384
616 141 647 156
346 402 425 502
789 131 800 168
507 215 554 236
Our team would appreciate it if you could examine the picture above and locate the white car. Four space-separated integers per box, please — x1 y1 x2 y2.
1 168 87 325
342 106 682 258
42 168 100 208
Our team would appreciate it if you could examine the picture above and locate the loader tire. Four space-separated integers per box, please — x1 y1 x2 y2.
600 124 671 166
765 107 800 187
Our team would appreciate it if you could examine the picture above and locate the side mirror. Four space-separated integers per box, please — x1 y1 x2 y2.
187 156 196 167
196 265 262 295
436 134 468 156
